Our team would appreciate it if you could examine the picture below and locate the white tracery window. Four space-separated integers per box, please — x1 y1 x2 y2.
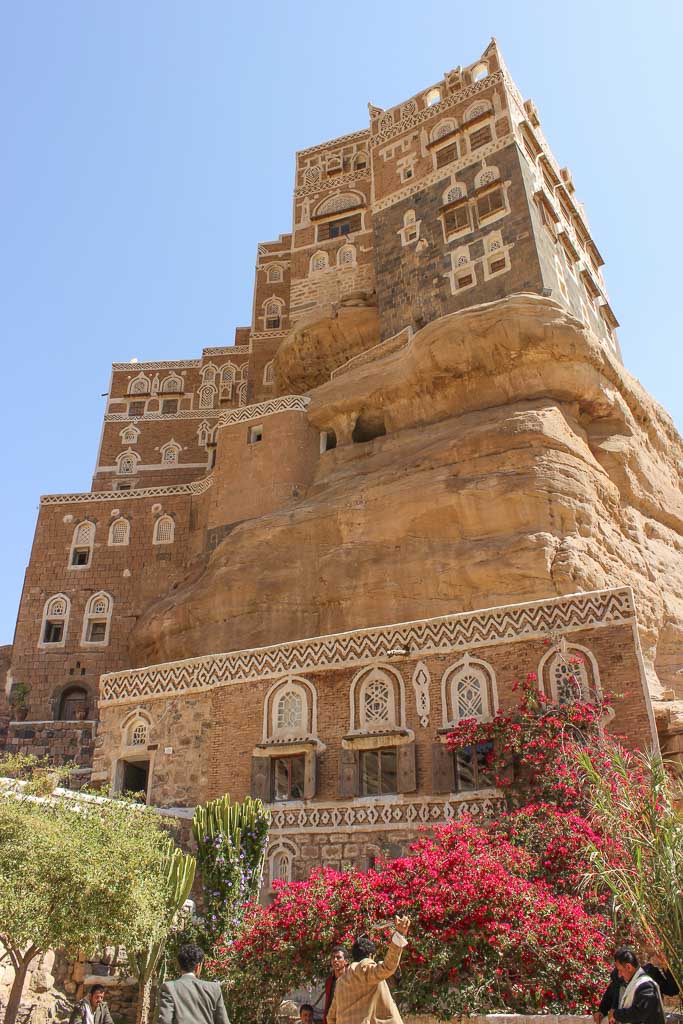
310 251 329 273
121 425 139 444
265 299 283 329
425 88 441 107
161 374 183 393
431 119 456 141
109 518 130 546
40 593 70 646
465 101 491 122
337 244 356 266
267 266 283 283
475 166 500 189
445 184 466 203
161 442 181 465
315 193 361 217
70 521 95 567
263 361 275 385
359 669 397 730
82 591 113 646
198 384 216 409
268 843 295 889
153 514 175 545
117 450 140 476
442 655 497 727
550 653 590 704
128 373 151 395
275 689 304 733
201 364 217 384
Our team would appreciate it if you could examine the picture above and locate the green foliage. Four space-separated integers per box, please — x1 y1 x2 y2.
8 683 28 709
0 793 179 958
192 794 270 944
0 753 75 795
576 744 683 993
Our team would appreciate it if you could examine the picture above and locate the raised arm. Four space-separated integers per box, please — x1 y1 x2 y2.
358 916 410 984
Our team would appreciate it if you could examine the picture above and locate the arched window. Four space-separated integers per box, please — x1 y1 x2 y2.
127 718 148 746
359 669 397 731
128 373 151 395
550 654 589 704
40 594 70 646
314 193 361 218
471 63 489 83
267 842 296 891
82 591 113 646
425 88 441 107
201 364 218 384
198 384 216 409
263 361 275 385
441 655 497 727
431 119 456 142
465 99 492 122
197 421 211 446
337 244 356 266
274 687 305 735
121 425 140 444
70 521 95 567
109 518 130 546
265 299 283 330
263 676 316 742
117 450 140 476
160 442 181 465
445 183 467 204
475 166 500 189
161 374 183 393
310 251 329 273
267 265 283 283
153 514 175 545
353 152 368 170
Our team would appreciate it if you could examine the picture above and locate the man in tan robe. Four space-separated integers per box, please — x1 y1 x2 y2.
327 916 410 1024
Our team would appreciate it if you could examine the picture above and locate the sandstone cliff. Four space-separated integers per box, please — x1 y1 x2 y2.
130 294 683 701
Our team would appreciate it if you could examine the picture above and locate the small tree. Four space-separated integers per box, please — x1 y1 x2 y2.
576 743 683 993
126 840 196 1024
192 794 270 945
0 789 190 1024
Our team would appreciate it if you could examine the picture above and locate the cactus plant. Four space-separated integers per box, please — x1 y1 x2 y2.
192 794 270 943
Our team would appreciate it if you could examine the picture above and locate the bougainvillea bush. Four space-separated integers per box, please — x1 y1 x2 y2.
210 819 612 1024
209 671 625 1023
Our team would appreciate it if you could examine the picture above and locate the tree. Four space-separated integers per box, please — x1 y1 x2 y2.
0 789 191 1024
126 840 196 1024
576 743 683 993
192 794 270 945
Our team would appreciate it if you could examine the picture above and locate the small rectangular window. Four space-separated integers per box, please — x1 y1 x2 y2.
272 755 305 801
117 483 132 491
43 621 64 644
457 273 474 289
489 256 507 274
161 399 178 415
435 141 458 168
454 741 494 792
128 401 146 417
443 204 471 235
318 213 362 241
360 748 397 796
87 621 107 643
469 124 492 150
248 425 263 444
476 186 504 221
71 548 90 567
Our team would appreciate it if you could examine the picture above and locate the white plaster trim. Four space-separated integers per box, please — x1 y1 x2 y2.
217 395 310 430
440 652 498 728
537 641 601 703
38 593 71 649
80 591 113 648
40 476 214 505
100 588 637 706
349 664 405 733
262 675 318 743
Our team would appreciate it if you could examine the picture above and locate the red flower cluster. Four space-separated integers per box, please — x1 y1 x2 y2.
209 818 612 1024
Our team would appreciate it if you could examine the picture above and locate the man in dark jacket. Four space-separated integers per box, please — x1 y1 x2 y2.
596 952 678 1022
606 948 667 1024
69 984 114 1024
157 944 229 1024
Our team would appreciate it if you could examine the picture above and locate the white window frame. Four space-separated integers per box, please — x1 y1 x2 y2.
153 514 175 545
39 593 71 649
108 517 130 546
440 654 498 728
81 591 113 647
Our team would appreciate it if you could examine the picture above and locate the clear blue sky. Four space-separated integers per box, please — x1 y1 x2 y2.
1 0 681 645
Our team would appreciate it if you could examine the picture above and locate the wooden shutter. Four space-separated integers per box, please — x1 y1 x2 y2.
339 748 359 798
303 751 317 800
251 756 272 802
396 742 417 794
432 741 456 794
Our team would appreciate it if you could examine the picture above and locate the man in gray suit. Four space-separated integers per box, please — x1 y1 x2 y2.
157 944 229 1024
